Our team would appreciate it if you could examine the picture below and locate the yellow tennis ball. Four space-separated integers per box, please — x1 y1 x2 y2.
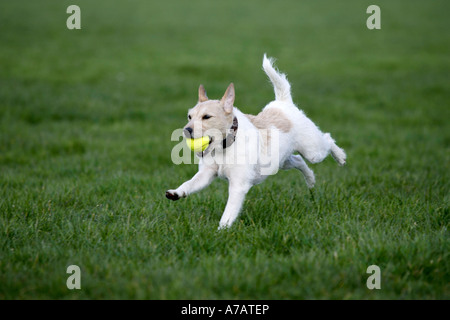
186 136 210 152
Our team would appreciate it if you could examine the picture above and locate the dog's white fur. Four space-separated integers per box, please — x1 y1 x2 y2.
166 55 346 229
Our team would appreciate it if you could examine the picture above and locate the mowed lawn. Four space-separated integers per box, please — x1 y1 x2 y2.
0 0 448 299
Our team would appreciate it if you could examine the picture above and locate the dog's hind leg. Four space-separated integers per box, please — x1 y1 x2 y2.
282 154 315 188
324 133 346 166
297 133 346 166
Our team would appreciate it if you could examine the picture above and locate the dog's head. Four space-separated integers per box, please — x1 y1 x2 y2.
183 83 235 149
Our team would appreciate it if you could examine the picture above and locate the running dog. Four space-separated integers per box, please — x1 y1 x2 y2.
166 55 346 229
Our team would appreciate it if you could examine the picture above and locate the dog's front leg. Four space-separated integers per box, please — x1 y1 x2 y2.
218 180 252 229
166 166 217 201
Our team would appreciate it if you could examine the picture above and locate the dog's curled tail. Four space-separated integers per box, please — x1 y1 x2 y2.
262 54 292 103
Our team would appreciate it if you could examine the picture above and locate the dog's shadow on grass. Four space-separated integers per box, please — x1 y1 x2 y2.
239 181 324 229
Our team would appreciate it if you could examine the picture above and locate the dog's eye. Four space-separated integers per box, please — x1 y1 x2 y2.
188 115 192 120
202 115 212 120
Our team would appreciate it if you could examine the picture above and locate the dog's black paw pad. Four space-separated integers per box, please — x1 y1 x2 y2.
165 191 180 201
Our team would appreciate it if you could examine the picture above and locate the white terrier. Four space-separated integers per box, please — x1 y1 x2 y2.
166 55 346 229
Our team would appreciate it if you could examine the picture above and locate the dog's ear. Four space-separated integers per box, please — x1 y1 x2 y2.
198 84 208 102
221 83 235 114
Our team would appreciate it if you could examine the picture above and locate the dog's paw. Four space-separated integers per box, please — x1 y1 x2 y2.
305 170 315 189
165 190 181 201
306 175 315 189
218 216 236 230
218 223 230 230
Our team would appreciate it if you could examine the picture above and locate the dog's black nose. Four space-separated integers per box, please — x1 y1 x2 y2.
184 127 193 137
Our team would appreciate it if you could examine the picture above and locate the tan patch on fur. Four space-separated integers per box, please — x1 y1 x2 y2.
245 108 292 133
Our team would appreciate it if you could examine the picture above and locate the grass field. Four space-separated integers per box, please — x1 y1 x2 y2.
0 0 449 299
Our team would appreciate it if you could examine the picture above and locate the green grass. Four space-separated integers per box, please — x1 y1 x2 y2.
0 0 449 299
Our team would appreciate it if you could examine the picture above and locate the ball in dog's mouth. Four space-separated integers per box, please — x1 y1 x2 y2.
186 136 213 152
